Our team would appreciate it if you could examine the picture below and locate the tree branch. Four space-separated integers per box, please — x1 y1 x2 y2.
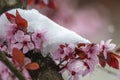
0 52 26 80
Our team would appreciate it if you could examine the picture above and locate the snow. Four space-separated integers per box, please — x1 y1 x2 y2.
0 8 90 55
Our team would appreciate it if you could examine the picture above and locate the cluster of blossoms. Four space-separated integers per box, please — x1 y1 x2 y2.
0 10 47 54
52 39 118 80
0 10 46 80
0 9 119 80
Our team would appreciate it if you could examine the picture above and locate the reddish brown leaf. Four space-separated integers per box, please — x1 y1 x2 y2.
25 63 39 70
15 10 28 28
27 0 34 5
75 48 87 60
48 0 56 9
5 12 15 23
98 53 106 67
38 2 46 8
107 52 119 69
98 57 106 67
12 48 25 66
116 48 120 53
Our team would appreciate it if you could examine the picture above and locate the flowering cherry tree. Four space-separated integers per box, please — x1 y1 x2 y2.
0 6 120 80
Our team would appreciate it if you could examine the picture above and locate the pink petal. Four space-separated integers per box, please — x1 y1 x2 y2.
24 57 31 66
104 51 107 59
22 68 31 80
24 35 30 42
13 43 23 49
23 46 29 53
0 45 7 51
14 30 24 42
106 39 112 45
28 42 34 50
100 40 105 46
73 75 79 80
109 43 116 50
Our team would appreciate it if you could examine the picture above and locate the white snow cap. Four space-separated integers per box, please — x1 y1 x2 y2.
0 8 90 55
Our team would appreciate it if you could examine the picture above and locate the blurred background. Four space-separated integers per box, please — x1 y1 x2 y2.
0 0 120 80
38 0 120 45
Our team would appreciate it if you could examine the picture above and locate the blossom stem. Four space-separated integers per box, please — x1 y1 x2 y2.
57 59 65 66
0 51 26 80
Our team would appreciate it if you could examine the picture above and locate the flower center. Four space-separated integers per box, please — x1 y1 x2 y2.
23 41 27 45
71 71 76 75
37 33 41 38
60 50 64 54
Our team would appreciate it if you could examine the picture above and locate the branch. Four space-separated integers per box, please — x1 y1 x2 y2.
0 51 26 80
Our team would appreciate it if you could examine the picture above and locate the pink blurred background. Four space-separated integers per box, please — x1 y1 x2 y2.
31 0 120 45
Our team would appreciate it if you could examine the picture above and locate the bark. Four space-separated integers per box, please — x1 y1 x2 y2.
25 51 64 80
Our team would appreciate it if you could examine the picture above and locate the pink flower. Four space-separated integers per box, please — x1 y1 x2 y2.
62 60 87 80
6 23 18 43
0 36 8 52
0 61 11 80
0 44 7 52
22 68 32 80
0 61 31 80
52 44 75 60
32 30 47 50
99 39 116 59
77 44 99 76
14 30 34 53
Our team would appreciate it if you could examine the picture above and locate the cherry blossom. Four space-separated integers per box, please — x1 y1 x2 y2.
0 44 7 52
0 40 7 53
13 30 34 53
75 43 99 76
83 44 99 71
0 8 119 80
64 60 87 80
32 30 47 50
5 23 18 43
99 39 116 59
0 60 32 80
52 44 75 61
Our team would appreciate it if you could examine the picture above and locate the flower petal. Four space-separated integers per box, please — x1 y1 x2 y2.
13 43 23 49
14 30 24 42
23 46 29 53
28 42 34 50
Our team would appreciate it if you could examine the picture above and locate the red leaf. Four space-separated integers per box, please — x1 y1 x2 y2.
15 10 28 29
39 4 46 8
116 48 120 53
12 48 25 66
98 53 106 67
5 12 15 23
107 52 119 69
27 0 34 5
25 63 39 70
48 0 56 9
99 57 106 67
75 48 87 60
